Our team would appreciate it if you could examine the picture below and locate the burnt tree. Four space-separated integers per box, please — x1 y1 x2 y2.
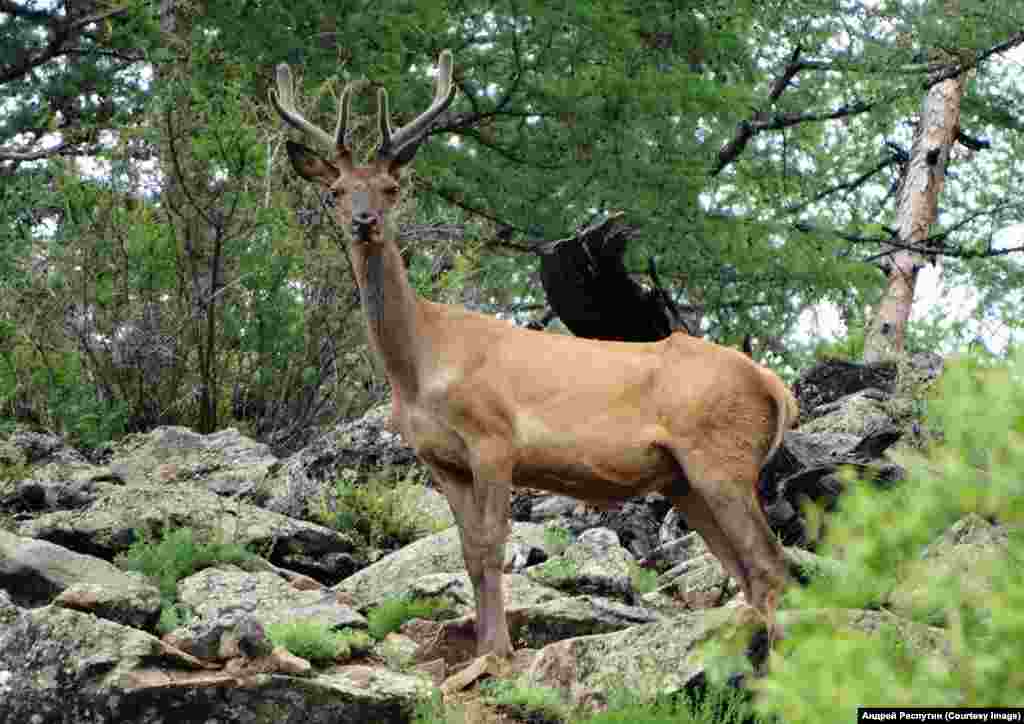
535 213 689 342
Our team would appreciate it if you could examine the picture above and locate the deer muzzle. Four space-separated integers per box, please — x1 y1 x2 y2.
351 190 380 240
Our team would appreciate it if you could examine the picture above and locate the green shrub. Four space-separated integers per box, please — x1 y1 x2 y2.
482 678 568 723
755 352 1024 721
530 556 579 584
412 689 464 724
366 595 454 640
117 527 253 605
157 602 193 635
316 469 445 551
266 619 373 664
543 523 574 555
579 685 763 723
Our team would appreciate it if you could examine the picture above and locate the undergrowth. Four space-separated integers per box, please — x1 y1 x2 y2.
366 594 455 640
265 619 373 664
411 681 762 724
481 678 568 723
755 351 1024 720
628 560 661 595
315 468 446 551
543 523 574 556
116 526 253 631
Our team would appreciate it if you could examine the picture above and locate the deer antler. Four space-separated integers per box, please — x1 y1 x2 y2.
270 63 351 156
376 50 456 164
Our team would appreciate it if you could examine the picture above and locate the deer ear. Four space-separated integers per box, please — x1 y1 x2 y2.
285 140 340 187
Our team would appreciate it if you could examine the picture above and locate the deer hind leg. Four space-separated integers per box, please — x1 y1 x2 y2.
664 447 788 626
431 461 513 658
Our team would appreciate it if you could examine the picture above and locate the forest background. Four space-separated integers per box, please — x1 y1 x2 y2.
2 0 1023 453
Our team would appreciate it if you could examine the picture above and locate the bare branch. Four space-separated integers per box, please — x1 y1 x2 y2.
0 141 71 162
713 32 1023 176
785 154 903 214
715 100 877 176
956 130 991 152
925 31 1024 88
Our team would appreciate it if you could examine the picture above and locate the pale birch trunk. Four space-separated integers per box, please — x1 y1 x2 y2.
862 73 964 363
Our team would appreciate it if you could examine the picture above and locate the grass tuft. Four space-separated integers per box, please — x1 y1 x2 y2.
366 595 455 640
117 527 252 605
266 618 373 664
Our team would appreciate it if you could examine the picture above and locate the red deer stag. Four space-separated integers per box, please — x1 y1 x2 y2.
270 51 798 658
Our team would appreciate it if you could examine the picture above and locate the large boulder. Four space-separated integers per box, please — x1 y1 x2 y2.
167 565 367 659
264 404 420 518
513 491 672 560
106 426 279 499
0 604 430 724
526 605 950 712
18 482 359 583
0 530 160 628
334 522 552 609
525 527 637 602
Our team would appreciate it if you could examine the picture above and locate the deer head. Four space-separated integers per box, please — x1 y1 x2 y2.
269 51 456 243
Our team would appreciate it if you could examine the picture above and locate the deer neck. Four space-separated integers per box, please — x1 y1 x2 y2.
349 235 426 401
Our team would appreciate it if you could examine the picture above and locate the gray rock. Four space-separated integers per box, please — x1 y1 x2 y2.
106 425 278 500
169 565 367 659
801 389 896 437
557 495 673 560
335 522 553 608
18 482 358 583
658 508 688 546
403 571 563 617
653 548 738 610
4 427 87 467
509 595 663 649
527 606 949 712
642 530 706 571
526 607 745 707
0 529 160 628
264 404 419 518
0 589 19 626
526 526 637 601
0 604 430 724
530 495 580 522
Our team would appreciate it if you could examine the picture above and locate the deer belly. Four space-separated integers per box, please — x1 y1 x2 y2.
513 416 677 498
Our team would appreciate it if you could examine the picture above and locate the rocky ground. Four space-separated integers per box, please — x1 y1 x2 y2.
1 352 1004 724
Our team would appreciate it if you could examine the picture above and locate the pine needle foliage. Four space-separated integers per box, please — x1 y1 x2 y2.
756 352 1024 720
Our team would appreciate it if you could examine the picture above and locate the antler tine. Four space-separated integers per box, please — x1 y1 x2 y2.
270 63 347 156
377 50 456 162
334 85 353 151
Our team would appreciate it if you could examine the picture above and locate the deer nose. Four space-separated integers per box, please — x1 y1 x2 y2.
353 210 378 226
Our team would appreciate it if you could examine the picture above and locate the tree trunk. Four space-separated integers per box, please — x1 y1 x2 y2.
862 72 964 363
536 213 691 342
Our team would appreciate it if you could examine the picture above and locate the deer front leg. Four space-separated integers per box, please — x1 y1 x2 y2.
431 462 514 658
461 480 512 657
